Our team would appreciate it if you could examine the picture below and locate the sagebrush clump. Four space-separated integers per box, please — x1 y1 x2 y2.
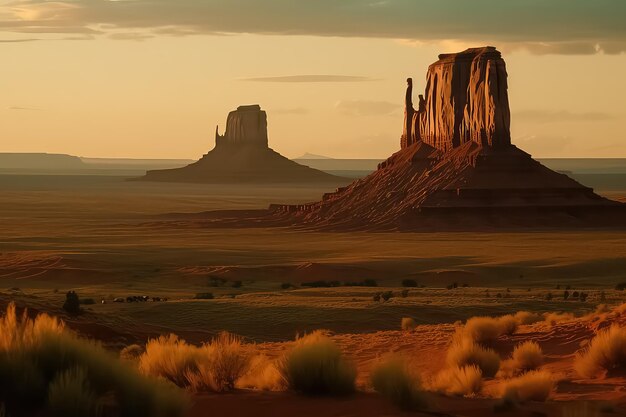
279 331 356 396
0 303 187 417
575 325 626 378
370 357 426 411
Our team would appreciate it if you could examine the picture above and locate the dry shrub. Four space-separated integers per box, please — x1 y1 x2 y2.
120 344 144 362
401 317 416 331
460 315 518 345
543 312 575 326
139 334 204 387
575 325 626 378
237 354 284 391
501 370 554 402
446 339 500 377
205 332 251 391
370 357 426 411
47 367 101 417
0 303 187 417
140 331 251 392
511 341 543 373
513 311 543 325
432 365 482 396
280 331 356 396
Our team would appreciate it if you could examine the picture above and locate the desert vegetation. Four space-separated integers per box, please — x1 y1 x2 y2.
0 303 187 417
139 331 252 392
575 325 626 378
446 339 500 377
279 331 356 396
431 365 483 396
510 341 544 373
500 370 554 402
370 357 426 411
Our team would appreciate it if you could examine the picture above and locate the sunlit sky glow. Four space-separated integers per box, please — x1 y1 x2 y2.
1 1 625 159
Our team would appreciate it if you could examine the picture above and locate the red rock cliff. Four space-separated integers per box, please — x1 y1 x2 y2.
403 47 511 151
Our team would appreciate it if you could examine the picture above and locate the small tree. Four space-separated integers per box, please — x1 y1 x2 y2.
563 291 570 300
63 291 81 315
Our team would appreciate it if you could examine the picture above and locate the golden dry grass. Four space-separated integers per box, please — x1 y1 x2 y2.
500 370 554 402
431 365 482 396
446 339 500 378
370 356 426 411
280 331 356 396
0 303 187 416
575 325 626 378
511 341 543 373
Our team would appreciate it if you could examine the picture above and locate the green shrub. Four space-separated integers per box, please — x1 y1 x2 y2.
371 357 426 411
280 331 355 396
0 303 187 417
47 367 101 417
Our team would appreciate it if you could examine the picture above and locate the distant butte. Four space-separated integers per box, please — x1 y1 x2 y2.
140 105 346 184
268 47 626 230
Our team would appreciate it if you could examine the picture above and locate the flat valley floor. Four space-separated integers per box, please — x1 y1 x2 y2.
1 173 626 416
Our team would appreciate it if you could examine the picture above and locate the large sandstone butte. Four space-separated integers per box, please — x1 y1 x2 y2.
141 105 344 183
272 47 625 230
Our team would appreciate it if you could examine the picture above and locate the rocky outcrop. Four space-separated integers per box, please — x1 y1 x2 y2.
139 105 347 184
402 47 510 151
270 47 625 230
216 105 269 148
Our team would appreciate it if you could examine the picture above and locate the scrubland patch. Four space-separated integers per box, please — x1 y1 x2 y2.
446 339 500 377
431 365 483 396
0 303 187 417
500 370 554 402
511 341 544 373
575 325 626 378
370 357 426 411
279 331 356 396
139 331 252 392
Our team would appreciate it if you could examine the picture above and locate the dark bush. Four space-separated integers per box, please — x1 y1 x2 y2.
545 292 553 301
231 281 242 288
615 283 626 291
373 293 381 302
401 279 418 288
564 291 570 300
194 293 214 300
301 281 341 288
344 279 377 287
281 283 294 290
63 291 80 315
381 291 393 302
401 289 409 298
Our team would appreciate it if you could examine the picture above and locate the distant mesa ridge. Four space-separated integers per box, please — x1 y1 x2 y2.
140 104 345 183
271 46 626 230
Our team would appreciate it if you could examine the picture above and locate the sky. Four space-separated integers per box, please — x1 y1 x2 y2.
1 0 625 159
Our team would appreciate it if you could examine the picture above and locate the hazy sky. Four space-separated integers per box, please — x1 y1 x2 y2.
1 0 625 159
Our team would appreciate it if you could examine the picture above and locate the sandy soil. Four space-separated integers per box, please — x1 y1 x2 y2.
2 174 626 416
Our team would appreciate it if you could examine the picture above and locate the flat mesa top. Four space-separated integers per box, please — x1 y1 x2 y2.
236 104 262 112
434 46 501 64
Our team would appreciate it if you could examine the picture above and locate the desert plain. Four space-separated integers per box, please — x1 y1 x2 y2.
1 172 626 416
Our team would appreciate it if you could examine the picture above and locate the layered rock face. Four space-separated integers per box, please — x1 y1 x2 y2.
216 105 269 148
271 47 625 230
140 105 345 184
403 47 511 151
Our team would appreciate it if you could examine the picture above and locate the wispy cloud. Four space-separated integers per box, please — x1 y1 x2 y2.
515 109 616 124
335 100 400 117
0 38 40 43
0 1 624 54
240 75 376 83
8 106 42 111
